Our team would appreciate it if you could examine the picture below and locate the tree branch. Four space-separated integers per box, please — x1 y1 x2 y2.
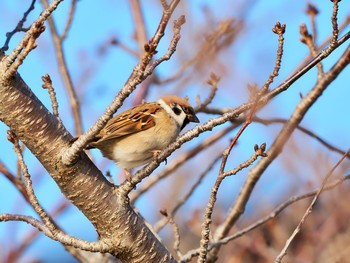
130 124 236 203
275 149 350 262
180 173 350 262
0 0 36 52
0 213 110 253
208 43 350 262
1 0 64 78
62 0 182 166
41 0 83 135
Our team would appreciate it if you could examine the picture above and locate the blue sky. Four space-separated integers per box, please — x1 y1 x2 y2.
0 1 349 262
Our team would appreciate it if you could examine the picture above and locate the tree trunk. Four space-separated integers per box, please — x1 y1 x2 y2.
0 65 175 262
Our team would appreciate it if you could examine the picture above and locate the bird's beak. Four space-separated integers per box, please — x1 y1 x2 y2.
187 113 200 123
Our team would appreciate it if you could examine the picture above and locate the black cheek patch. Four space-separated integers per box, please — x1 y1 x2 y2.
181 118 190 130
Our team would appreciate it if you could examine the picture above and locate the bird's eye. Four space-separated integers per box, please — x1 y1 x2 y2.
172 105 182 115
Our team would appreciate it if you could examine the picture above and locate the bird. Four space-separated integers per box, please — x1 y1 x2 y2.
88 95 199 172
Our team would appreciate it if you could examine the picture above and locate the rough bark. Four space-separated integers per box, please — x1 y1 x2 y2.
0 61 175 262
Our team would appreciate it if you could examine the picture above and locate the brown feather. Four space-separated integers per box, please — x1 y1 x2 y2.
93 102 159 144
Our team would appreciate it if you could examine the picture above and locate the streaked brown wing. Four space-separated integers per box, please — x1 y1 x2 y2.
95 102 158 142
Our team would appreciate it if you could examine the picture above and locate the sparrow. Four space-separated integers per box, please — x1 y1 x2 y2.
88 95 199 170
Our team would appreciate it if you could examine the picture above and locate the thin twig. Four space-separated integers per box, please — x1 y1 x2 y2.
160 0 169 9
42 74 61 121
41 0 83 135
216 174 350 247
290 13 350 79
144 15 186 75
0 161 30 201
16 143 25 179
0 0 36 52
153 153 222 233
254 117 350 158
262 22 286 92
300 23 324 79
130 125 236 204
2 21 45 79
119 30 350 196
180 174 350 262
330 0 340 49
130 0 148 55
109 37 139 57
5 135 89 261
133 10 185 106
275 149 350 262
0 213 110 253
198 29 350 117
195 73 220 112
60 0 77 41
305 3 319 45
130 0 151 105
7 131 57 233
202 22 285 262
198 144 267 262
156 19 241 86
1 0 64 79
7 199 70 262
160 209 182 258
207 43 350 263
303 3 326 94
62 0 182 166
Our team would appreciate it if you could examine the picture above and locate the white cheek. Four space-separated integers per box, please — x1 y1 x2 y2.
172 111 186 128
158 100 186 127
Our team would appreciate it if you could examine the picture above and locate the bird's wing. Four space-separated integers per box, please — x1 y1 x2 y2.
95 102 159 143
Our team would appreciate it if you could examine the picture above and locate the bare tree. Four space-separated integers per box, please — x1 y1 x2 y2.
1 0 350 262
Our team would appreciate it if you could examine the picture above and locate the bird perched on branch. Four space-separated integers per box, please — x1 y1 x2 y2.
88 95 199 173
